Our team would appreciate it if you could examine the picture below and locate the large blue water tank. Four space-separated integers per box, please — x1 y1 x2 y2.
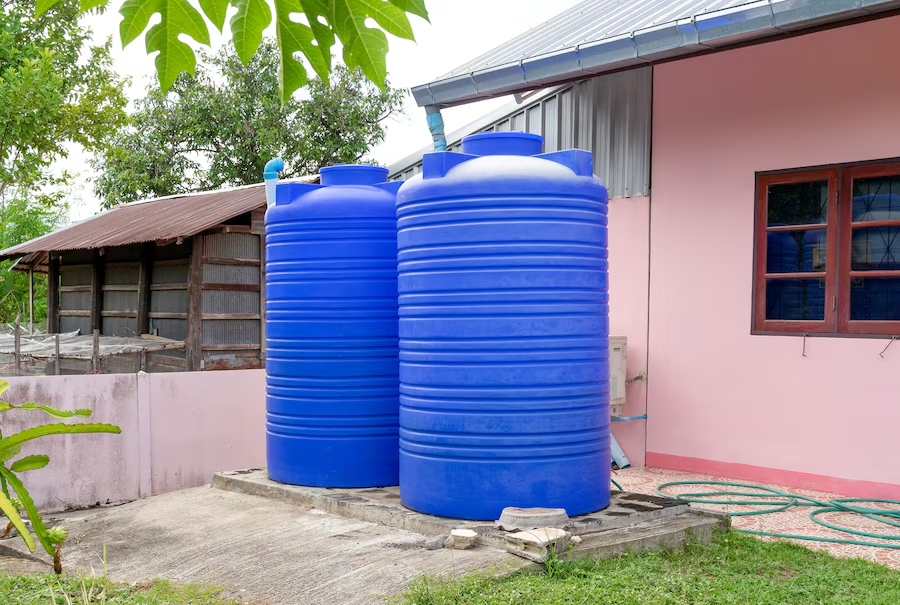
396 132 611 520
265 165 401 487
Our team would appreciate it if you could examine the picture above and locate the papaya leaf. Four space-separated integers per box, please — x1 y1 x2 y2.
80 0 110 10
11 455 51 473
273 0 328 100
0 490 35 553
0 445 22 464
355 0 415 41
0 423 121 462
0 380 8 397
198 0 231 32
231 0 272 65
331 0 389 89
20 403 78 420
36 0 61 17
120 0 211 91
388 0 428 21
0 467 53 556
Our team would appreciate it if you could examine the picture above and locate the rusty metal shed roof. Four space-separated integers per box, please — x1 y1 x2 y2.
0 178 317 263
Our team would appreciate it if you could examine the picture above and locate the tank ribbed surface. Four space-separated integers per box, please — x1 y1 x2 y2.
396 133 611 520
265 165 400 487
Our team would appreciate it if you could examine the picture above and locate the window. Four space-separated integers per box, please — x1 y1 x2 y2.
754 161 900 336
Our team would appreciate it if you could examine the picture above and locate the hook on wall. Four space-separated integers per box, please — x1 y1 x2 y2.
802 333 808 357
879 336 898 359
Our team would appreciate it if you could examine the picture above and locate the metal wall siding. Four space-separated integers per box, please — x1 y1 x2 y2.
60 292 90 309
202 319 260 345
392 68 651 198
104 265 139 286
103 291 138 312
201 290 260 315
204 233 260 259
60 316 90 335
151 290 188 314
151 318 187 342
60 266 91 287
102 317 138 337
202 264 259 285
152 263 189 285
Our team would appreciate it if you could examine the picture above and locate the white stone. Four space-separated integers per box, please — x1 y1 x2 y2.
445 528 478 550
504 527 571 562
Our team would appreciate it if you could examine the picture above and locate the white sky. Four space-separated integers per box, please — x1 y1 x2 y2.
61 0 583 221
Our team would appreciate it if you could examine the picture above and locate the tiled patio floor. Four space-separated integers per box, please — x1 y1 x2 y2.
614 466 900 569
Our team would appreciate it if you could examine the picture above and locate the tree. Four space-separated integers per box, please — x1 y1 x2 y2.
92 41 404 207
1 0 129 199
35 0 430 100
0 195 65 327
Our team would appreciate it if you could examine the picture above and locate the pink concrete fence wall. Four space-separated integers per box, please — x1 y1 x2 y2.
1 370 266 512
647 16 900 498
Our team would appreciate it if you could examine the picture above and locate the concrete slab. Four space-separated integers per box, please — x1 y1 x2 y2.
212 469 729 560
2 487 520 604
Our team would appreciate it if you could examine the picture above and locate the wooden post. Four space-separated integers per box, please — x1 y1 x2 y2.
90 251 104 334
47 255 59 333
136 243 153 335
187 235 204 371
28 267 34 335
92 329 100 373
13 316 21 375
54 333 60 375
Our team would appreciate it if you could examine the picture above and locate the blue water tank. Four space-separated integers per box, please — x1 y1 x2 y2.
265 165 401 487
395 132 611 520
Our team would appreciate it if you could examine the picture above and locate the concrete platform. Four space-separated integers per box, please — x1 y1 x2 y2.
213 468 729 558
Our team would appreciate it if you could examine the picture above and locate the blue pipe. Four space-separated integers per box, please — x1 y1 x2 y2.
425 105 447 151
611 414 648 422
263 157 284 208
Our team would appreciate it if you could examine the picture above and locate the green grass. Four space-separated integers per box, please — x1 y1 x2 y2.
0 574 242 604
395 531 900 605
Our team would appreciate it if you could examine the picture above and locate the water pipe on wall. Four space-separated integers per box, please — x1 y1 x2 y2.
263 157 284 207
425 106 447 151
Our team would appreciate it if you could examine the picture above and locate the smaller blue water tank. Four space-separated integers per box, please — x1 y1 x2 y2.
265 165 401 488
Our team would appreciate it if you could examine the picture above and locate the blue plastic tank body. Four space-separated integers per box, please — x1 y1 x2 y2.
265 165 401 487
395 132 611 520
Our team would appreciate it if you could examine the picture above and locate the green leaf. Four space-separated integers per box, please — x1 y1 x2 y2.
331 0 389 88
80 0 110 11
231 0 272 65
0 402 11 413
356 0 415 41
73 409 92 418
120 0 211 91
274 0 329 100
0 423 121 462
0 445 22 464
0 380 7 397
293 0 336 72
198 0 231 32
0 491 34 553
19 402 79 420
10 455 51 473
36 0 61 17
388 0 428 21
0 467 52 556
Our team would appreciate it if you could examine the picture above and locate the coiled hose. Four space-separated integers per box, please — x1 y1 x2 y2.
656 480 900 549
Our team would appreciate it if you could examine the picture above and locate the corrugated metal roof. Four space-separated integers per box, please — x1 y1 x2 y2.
0 177 317 260
413 0 900 107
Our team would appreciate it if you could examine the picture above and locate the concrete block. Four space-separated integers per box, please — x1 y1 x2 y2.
505 528 571 562
497 507 570 531
445 529 478 550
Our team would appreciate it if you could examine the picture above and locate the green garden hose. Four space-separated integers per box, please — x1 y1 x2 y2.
611 478 624 491
656 480 900 549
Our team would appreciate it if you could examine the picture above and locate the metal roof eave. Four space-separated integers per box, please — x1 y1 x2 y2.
412 0 900 109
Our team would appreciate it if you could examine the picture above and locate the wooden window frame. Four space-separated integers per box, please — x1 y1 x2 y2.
753 160 900 337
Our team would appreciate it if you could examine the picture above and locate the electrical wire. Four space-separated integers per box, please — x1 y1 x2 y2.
656 480 900 549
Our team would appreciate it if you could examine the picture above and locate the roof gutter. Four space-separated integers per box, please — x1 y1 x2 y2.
412 0 899 109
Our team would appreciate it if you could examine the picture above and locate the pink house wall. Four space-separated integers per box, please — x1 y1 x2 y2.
608 196 649 466
647 16 900 497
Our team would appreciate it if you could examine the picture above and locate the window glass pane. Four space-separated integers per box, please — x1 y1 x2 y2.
766 229 826 273
851 226 900 271
852 175 900 222
850 277 900 321
767 181 828 226
765 278 825 321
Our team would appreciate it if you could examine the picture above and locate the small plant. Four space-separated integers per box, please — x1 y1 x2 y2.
0 379 121 573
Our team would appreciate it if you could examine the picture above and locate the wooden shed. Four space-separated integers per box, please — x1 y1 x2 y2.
0 179 317 372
